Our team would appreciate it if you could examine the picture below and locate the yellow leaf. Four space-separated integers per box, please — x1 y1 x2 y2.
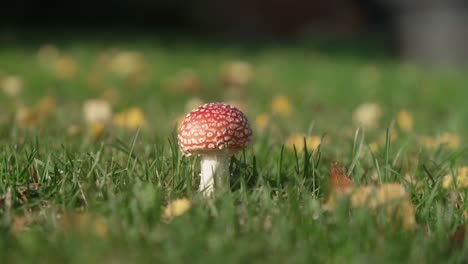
90 122 106 139
271 95 291 117
438 133 460 150
327 183 415 230
418 133 461 150
352 102 382 129
162 198 191 220
53 56 77 80
36 96 56 115
83 99 112 124
397 110 413 132
94 216 108 238
1 75 22 97
255 113 270 131
113 107 146 129
221 61 252 87
285 134 321 152
442 167 468 189
110 51 144 77
368 142 379 152
16 97 56 128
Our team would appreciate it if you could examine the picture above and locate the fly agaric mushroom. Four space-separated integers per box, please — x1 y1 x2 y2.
178 102 252 196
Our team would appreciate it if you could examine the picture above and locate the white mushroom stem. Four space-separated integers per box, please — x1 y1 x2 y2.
199 154 230 197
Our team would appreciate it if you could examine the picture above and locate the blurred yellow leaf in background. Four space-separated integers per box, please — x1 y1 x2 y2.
285 134 321 152
1 75 22 97
442 166 468 189
221 61 252 87
83 99 112 124
271 95 291 117
113 107 146 129
397 110 413 132
53 56 77 80
162 198 191 220
352 102 381 129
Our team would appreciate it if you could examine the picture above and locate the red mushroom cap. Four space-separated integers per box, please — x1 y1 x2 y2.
178 102 252 156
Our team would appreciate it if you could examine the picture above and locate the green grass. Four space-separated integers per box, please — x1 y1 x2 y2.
0 38 467 263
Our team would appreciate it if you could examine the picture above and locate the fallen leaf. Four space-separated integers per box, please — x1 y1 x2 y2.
36 96 56 115
16 96 56 128
90 122 106 139
83 99 112 124
162 198 191 220
438 133 460 150
94 216 109 238
221 61 252 87
1 75 22 97
285 134 321 153
368 142 379 152
352 102 382 129
53 56 77 80
113 107 146 129
11 216 30 235
442 166 468 189
255 113 270 131
110 51 144 78
397 110 413 132
329 163 353 192
326 182 415 230
449 225 466 250
271 95 292 117
418 133 461 150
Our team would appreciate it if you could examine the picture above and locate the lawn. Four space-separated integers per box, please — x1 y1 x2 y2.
0 36 467 263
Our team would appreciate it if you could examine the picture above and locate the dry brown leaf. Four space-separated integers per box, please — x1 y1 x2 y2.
449 225 466 250
329 163 353 192
11 216 30 234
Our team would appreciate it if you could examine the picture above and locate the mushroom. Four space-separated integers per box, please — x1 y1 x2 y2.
177 102 252 196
